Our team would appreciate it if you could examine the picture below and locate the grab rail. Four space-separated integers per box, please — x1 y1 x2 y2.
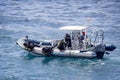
94 30 104 46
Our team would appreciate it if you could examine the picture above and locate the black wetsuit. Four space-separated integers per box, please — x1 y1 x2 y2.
65 34 72 48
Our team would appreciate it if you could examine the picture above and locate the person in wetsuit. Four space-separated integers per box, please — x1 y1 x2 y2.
57 39 66 50
64 33 72 49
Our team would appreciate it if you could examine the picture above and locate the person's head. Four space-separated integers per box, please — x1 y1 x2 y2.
26 35 28 39
82 32 85 36
65 33 69 36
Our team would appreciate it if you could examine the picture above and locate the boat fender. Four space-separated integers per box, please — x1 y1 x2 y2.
42 47 53 57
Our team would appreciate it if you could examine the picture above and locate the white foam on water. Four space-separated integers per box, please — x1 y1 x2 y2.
0 26 2 29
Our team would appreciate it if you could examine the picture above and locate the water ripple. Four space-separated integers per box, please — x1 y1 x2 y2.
0 0 120 80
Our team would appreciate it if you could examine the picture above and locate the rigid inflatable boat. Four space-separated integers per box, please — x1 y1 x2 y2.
16 26 116 59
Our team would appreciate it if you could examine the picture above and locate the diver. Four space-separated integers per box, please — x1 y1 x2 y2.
57 39 66 50
24 35 34 50
25 35 28 41
24 35 29 47
64 33 72 49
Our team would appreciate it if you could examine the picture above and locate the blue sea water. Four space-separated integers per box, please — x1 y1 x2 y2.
0 0 120 80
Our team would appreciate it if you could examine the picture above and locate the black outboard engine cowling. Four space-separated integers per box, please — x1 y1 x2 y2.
105 45 116 51
94 44 105 59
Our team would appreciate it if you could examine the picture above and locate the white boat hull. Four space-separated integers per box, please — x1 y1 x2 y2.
17 38 96 58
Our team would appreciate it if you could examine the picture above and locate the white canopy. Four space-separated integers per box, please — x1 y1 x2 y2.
59 26 88 30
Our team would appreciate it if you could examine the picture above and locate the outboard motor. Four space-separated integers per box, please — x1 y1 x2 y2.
94 44 105 59
93 30 106 59
105 45 116 51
